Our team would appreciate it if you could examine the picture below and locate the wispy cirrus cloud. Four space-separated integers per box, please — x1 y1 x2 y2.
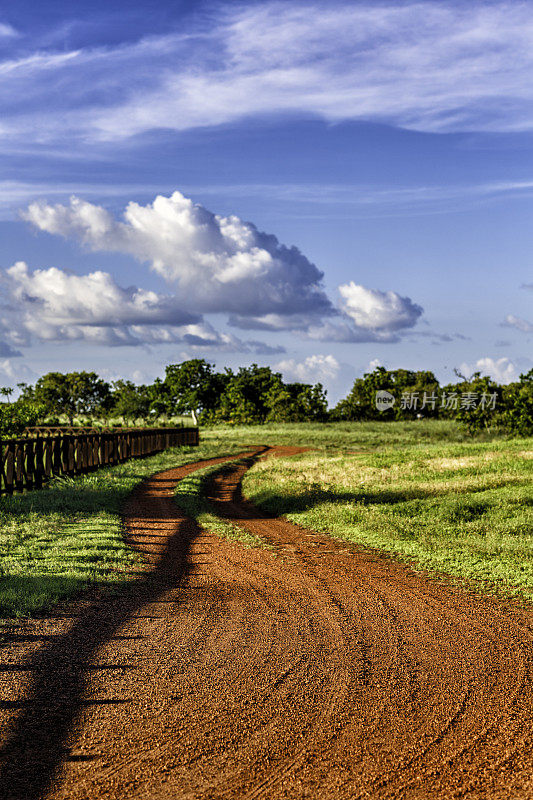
1 2 533 149
2 177 533 222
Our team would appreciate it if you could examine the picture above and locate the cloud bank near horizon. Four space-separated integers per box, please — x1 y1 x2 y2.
0 191 423 355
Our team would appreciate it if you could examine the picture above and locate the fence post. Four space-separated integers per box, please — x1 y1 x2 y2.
3 441 15 494
68 436 75 476
34 437 44 489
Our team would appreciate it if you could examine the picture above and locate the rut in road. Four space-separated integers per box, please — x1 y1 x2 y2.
0 446 532 799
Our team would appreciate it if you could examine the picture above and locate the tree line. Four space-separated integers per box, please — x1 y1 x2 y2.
0 360 532 436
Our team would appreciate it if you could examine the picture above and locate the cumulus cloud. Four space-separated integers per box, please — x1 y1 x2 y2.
459 357 519 384
127 321 285 354
339 282 423 332
502 314 533 333
2 261 198 348
304 283 423 343
275 354 340 384
0 261 285 353
23 192 334 329
2 2 533 146
6 261 199 328
17 191 424 350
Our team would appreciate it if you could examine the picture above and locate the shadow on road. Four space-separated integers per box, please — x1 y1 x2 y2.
0 471 200 800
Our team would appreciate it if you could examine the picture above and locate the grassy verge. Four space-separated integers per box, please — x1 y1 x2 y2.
200 419 503 451
174 461 268 549
242 437 533 601
0 437 244 618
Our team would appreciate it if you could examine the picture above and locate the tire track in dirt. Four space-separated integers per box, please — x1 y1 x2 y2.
0 446 532 799
205 451 533 799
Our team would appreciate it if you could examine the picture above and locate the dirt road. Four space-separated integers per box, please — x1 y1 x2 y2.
1 446 533 799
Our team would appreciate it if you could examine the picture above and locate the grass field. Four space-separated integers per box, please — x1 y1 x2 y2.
0 436 244 617
242 436 533 600
1 420 531 618
201 419 499 450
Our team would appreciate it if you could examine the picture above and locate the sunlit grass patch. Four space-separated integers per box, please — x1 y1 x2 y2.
243 437 533 600
201 419 487 451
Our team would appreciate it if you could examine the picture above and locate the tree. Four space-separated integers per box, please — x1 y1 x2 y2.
443 370 502 435
111 380 152 424
0 398 45 436
163 360 230 422
332 367 440 421
500 369 533 436
213 365 283 424
0 387 13 403
33 371 112 424
265 382 328 422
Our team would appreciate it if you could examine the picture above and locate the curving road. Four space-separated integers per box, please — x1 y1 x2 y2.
0 446 532 799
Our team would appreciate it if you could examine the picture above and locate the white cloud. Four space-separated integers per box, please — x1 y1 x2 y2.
2 261 199 348
337 282 423 334
6 261 199 328
502 313 533 333
0 358 36 387
23 192 334 327
2 2 533 148
459 356 519 384
367 358 383 372
275 354 340 384
305 319 401 343
0 23 17 39
4 177 533 223
18 190 424 348
0 262 288 353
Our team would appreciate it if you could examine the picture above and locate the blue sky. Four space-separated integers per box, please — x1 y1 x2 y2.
0 0 532 403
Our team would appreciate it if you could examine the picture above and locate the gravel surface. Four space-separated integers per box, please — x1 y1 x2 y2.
0 446 532 799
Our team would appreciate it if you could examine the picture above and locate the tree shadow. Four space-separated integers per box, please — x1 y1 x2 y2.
0 477 200 800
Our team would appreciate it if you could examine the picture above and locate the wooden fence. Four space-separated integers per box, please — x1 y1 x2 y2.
0 427 199 496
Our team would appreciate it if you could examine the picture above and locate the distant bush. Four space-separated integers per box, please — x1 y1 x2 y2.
0 399 45 437
500 369 533 437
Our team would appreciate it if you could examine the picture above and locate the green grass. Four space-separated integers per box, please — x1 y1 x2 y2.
0 436 244 618
242 437 533 601
174 461 268 549
201 419 502 451
1 419 528 618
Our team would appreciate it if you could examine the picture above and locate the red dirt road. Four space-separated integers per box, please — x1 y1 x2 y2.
1 446 533 799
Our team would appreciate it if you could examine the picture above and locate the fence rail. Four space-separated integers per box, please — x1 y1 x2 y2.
0 427 199 496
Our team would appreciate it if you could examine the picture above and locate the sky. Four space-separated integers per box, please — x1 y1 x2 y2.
0 0 532 404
